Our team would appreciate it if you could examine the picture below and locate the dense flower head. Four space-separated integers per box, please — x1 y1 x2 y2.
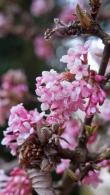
2 103 44 155
36 68 106 122
0 168 32 195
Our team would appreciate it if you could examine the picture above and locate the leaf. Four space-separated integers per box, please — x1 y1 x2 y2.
85 125 97 137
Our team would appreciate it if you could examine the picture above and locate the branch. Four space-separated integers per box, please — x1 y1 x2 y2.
45 19 110 45
99 44 110 75
95 148 110 163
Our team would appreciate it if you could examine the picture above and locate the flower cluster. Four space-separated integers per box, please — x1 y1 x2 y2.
2 103 44 155
36 69 105 122
0 70 29 126
1 0 110 193
0 168 32 195
2 39 107 189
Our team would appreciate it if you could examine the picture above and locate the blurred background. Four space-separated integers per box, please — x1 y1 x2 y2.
0 0 110 194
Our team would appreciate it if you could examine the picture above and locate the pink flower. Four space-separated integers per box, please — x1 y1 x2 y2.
2 103 44 155
0 168 32 195
73 64 89 80
82 171 102 188
31 0 54 16
60 42 89 71
36 70 83 123
86 85 106 116
34 36 53 60
36 68 106 122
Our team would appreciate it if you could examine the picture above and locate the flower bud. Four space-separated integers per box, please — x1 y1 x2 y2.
85 125 97 137
37 126 52 144
76 4 93 29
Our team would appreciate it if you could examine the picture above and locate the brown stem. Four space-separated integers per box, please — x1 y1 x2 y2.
77 147 110 181
56 145 76 160
99 44 110 75
95 148 110 163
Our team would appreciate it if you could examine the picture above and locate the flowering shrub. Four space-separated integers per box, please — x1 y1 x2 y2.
1 0 110 195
